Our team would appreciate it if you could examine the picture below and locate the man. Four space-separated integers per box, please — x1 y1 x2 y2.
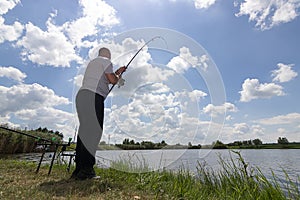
71 47 126 180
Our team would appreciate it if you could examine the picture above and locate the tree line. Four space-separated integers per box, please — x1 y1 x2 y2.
104 137 299 150
0 124 63 154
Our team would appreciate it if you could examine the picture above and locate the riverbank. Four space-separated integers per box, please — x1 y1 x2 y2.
98 142 300 150
0 152 299 200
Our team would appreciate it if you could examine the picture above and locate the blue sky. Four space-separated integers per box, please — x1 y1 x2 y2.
0 0 299 145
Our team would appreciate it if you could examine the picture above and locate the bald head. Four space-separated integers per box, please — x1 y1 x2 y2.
98 47 111 59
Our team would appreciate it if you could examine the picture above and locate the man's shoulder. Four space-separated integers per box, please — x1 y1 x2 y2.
94 56 112 63
88 56 112 68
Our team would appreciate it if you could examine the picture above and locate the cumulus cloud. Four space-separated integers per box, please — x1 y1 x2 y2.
0 16 23 44
194 0 217 9
15 0 120 67
0 83 70 115
14 107 74 134
239 78 285 102
71 74 84 88
235 0 300 30
167 46 209 73
0 82 75 137
271 63 298 83
63 0 120 46
203 102 238 117
251 124 265 136
233 123 250 135
256 112 300 125
0 0 20 15
104 81 209 144
187 89 208 102
16 22 81 67
0 66 27 82
0 0 23 43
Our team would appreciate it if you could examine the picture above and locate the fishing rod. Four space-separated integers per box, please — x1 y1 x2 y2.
0 126 54 143
108 36 166 94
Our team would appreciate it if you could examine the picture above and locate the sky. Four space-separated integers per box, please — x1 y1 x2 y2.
0 0 299 145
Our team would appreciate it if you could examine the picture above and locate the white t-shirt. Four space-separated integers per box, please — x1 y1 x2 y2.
81 56 114 98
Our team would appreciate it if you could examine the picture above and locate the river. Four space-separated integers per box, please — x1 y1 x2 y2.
96 149 300 185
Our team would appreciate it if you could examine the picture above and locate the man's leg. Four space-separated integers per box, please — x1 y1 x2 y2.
72 89 103 180
71 135 82 178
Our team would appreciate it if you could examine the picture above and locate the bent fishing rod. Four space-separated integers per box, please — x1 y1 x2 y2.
108 36 165 94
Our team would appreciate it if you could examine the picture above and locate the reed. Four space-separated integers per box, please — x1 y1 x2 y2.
0 151 299 199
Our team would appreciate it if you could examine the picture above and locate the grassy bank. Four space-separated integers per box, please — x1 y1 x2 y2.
0 152 299 200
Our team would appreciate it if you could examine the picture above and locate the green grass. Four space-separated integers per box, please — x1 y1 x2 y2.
0 151 299 199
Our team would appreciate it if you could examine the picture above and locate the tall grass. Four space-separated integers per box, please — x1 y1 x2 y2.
0 151 299 199
110 152 150 173
109 150 299 199
195 151 299 199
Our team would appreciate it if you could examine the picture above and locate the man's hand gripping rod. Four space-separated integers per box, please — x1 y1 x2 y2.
108 36 165 94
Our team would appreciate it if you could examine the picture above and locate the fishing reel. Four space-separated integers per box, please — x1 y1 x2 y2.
117 77 125 88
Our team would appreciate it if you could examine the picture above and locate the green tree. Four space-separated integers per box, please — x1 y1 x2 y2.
129 139 135 145
161 140 167 146
278 137 289 144
212 140 227 149
42 127 48 133
253 138 262 145
123 138 130 145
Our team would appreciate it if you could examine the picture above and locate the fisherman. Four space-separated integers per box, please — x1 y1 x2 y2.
71 47 126 180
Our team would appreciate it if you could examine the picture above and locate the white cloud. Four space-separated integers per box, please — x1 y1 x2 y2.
272 1 300 25
188 90 208 102
14 107 74 135
271 63 298 83
234 123 250 135
226 115 233 121
0 83 70 115
63 0 120 46
0 82 74 138
239 78 285 102
194 0 217 9
104 81 210 144
15 0 120 67
0 16 24 44
16 22 81 67
70 74 84 88
0 66 27 82
257 112 300 125
167 46 209 73
0 0 23 43
0 0 20 15
235 0 300 30
203 102 238 117
251 124 265 136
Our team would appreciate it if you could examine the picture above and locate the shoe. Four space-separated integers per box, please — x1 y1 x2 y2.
75 168 97 180
70 168 80 180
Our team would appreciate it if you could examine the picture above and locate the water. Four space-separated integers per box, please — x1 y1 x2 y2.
4 149 298 188
96 149 300 185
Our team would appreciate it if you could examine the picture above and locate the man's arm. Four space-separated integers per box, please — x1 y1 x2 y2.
105 66 126 84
